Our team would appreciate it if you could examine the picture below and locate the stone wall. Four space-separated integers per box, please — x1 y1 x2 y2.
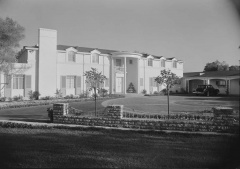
52 104 239 133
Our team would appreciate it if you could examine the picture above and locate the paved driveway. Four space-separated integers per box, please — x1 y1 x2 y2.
102 95 239 115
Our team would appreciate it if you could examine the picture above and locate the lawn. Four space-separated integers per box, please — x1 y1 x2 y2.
0 127 239 168
0 99 107 122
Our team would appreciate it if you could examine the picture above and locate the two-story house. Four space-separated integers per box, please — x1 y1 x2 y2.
0 28 183 98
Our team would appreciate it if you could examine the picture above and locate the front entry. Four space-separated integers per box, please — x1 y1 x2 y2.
116 77 123 93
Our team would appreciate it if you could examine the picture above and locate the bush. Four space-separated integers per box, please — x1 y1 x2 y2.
0 97 6 102
161 88 167 95
142 89 147 94
55 89 62 98
98 88 108 97
153 91 159 95
29 91 41 100
41 96 51 100
47 108 53 122
79 90 90 98
13 95 23 101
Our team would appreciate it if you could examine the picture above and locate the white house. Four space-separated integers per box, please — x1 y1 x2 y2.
0 28 183 98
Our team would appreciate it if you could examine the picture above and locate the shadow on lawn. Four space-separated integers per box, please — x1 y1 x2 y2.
9 118 50 123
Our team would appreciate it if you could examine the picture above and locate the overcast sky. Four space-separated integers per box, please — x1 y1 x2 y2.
0 0 239 72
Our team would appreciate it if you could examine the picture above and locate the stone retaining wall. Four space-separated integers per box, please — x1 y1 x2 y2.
52 104 239 133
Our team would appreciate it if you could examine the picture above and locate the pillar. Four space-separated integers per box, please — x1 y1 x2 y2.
124 57 126 94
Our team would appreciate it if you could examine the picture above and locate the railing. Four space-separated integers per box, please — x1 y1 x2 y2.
114 66 124 72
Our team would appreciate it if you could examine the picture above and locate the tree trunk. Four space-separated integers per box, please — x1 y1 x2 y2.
167 85 170 119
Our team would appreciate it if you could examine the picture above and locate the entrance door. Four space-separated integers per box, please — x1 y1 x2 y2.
116 77 123 93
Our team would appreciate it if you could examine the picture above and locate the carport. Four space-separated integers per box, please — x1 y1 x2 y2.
183 71 240 95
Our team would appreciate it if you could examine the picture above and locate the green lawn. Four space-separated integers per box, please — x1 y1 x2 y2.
0 127 239 168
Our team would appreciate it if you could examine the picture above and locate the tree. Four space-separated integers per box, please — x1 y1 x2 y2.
84 68 107 116
229 65 240 71
203 60 229 71
0 17 25 94
155 69 181 119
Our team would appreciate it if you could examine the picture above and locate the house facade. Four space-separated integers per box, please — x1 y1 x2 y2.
182 71 240 95
0 28 183 98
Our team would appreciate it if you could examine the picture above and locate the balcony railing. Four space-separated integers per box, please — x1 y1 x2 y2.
114 66 124 72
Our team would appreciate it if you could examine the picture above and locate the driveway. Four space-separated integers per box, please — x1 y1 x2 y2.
102 95 239 115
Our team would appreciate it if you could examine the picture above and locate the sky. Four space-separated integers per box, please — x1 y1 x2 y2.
0 0 240 72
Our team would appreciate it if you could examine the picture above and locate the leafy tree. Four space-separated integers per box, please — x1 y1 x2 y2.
0 17 25 94
204 60 229 71
84 68 107 116
155 69 181 119
229 65 240 71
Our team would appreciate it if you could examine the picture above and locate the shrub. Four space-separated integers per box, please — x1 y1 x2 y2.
13 95 23 101
55 89 62 98
153 91 159 95
79 90 90 98
0 97 6 102
7 97 13 102
142 89 147 94
41 96 51 100
98 88 108 97
47 108 53 122
161 88 167 95
30 91 41 100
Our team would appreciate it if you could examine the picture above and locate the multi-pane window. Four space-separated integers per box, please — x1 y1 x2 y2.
13 75 24 89
216 80 226 86
66 76 75 89
148 59 153 66
173 61 177 68
140 78 144 86
161 60 165 67
68 51 76 62
116 59 121 67
92 53 99 63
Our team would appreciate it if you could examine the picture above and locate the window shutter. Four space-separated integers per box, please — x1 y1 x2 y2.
24 75 32 97
4 75 12 97
60 76 66 96
75 76 81 95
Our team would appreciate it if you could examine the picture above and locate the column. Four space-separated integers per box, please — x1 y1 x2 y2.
137 58 140 94
124 57 126 94
206 79 210 85
111 57 114 94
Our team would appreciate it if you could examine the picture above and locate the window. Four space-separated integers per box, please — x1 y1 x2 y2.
13 75 24 89
129 60 133 64
92 53 99 63
105 78 109 87
216 80 226 86
66 76 75 89
148 59 153 66
161 60 165 67
116 59 121 67
173 61 177 68
140 78 143 86
68 51 76 62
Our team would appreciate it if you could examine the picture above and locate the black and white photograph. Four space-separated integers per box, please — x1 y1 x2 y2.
0 0 239 168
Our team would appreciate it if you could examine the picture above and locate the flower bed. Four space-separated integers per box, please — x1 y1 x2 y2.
0 95 123 110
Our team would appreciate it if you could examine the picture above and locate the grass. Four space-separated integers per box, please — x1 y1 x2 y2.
0 127 239 168
0 99 108 121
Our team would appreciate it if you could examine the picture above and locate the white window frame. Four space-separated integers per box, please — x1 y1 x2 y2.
13 75 24 89
66 76 75 89
148 59 153 67
91 53 99 64
173 61 177 68
68 51 76 62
